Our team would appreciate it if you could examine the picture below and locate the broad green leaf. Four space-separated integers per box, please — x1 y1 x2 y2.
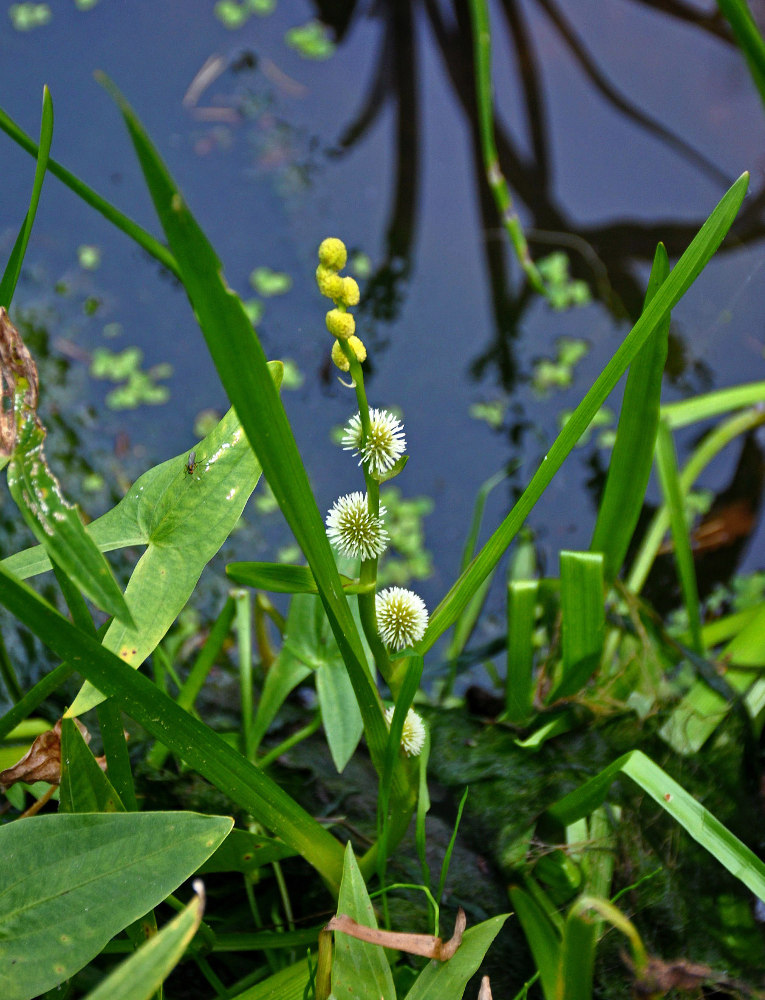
59 716 125 813
0 86 53 308
590 243 669 578
330 843 396 1000
549 551 604 701
197 828 296 874
420 174 748 651
82 883 205 1000
403 913 509 1000
0 564 346 888
316 646 364 773
227 561 369 594
0 810 232 1000
547 749 765 901
65 396 278 715
99 76 391 778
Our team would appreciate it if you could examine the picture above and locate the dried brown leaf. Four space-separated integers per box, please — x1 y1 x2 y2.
0 718 100 789
0 307 38 457
326 907 466 962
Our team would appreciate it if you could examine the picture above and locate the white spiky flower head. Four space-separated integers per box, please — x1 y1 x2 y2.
326 492 388 560
384 705 426 757
375 587 428 650
342 408 406 477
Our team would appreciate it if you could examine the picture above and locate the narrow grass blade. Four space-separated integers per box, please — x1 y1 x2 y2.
547 749 765 901
628 406 765 594
716 0 765 106
509 886 560 1000
590 244 669 579
100 76 390 775
548 552 604 702
81 883 205 1000
227 562 368 594
420 174 748 651
555 908 595 1000
505 580 537 724
661 380 765 429
0 102 180 278
0 563 345 889
655 421 704 654
0 87 53 308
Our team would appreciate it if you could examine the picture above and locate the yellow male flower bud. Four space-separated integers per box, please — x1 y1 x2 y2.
326 308 355 340
340 276 360 307
316 265 344 300
331 336 366 371
318 237 347 272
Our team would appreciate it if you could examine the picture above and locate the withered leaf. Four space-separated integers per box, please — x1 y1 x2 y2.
0 307 39 458
327 907 466 962
0 718 104 789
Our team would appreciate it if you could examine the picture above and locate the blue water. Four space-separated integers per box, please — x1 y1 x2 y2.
2 0 765 637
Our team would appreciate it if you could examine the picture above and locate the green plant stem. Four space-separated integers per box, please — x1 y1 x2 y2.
234 589 255 760
258 713 322 769
345 349 395 685
467 0 546 296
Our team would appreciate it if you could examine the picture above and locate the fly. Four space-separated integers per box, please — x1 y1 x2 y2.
184 450 197 476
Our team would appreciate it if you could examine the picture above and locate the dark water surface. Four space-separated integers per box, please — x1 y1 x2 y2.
2 1 765 641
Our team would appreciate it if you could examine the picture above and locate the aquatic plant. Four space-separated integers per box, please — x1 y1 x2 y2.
0 12 764 1000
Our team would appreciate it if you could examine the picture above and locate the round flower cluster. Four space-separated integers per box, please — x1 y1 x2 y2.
325 492 388 561
384 705 426 757
342 408 406 477
375 586 429 650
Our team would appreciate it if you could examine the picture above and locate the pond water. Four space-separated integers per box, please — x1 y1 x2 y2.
2 0 765 662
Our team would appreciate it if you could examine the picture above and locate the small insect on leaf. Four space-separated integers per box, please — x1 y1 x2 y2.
185 450 197 476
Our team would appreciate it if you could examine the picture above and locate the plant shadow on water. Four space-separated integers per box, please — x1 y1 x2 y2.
0 2 764 999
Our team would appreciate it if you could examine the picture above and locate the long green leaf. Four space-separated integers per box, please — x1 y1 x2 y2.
0 87 53 308
716 0 765 106
0 811 231 1000
82 883 205 1000
419 174 748 651
655 420 703 654
505 580 538 724
226 561 369 594
546 749 765 901
0 563 345 888
549 551 604 702
100 76 392 777
0 101 180 277
508 886 560 1000
590 243 669 578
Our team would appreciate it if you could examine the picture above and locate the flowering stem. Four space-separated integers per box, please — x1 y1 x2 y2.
343 350 396 683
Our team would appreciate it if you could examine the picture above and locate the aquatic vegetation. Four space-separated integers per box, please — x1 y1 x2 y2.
1 10 765 1000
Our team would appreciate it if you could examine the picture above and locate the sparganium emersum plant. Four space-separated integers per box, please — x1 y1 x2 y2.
317 236 426 755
